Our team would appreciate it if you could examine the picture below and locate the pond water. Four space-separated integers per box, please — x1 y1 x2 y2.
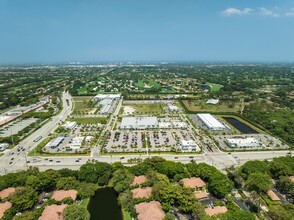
88 187 123 220
223 117 258 134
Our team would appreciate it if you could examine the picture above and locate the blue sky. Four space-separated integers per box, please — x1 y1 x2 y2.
0 0 293 64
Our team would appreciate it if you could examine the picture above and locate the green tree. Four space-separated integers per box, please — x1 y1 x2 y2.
63 204 90 220
78 161 112 184
38 169 61 191
78 182 98 198
9 187 38 211
109 169 134 193
164 212 176 220
56 177 79 190
245 173 272 193
239 160 268 180
268 204 294 220
155 161 186 179
221 209 255 220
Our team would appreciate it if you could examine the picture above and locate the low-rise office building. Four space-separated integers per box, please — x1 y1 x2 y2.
197 113 226 131
120 116 159 130
226 137 261 149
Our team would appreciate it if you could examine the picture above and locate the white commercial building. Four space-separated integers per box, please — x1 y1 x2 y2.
120 116 158 130
206 99 219 105
0 143 9 151
180 140 201 152
93 94 121 100
168 105 179 111
70 137 85 149
197 114 226 131
94 93 121 114
62 121 77 130
226 137 261 149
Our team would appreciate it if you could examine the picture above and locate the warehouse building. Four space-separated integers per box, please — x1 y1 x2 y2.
197 114 226 131
226 137 261 149
70 137 85 149
94 94 121 114
120 117 159 130
62 121 77 130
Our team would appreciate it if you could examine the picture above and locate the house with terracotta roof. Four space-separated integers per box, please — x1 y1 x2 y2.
181 177 208 199
39 204 67 220
181 177 206 191
131 187 152 199
0 187 16 199
267 190 280 202
131 175 147 186
135 201 165 220
0 202 12 219
205 206 228 216
289 176 294 183
51 190 77 202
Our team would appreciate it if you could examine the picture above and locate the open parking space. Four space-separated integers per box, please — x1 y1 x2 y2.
214 134 289 151
0 118 38 137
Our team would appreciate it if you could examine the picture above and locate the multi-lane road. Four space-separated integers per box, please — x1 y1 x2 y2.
0 93 291 175
0 91 73 175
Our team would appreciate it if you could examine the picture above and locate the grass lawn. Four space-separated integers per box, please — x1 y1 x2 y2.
122 104 165 115
69 117 108 124
122 209 132 220
135 80 145 88
78 87 88 95
148 80 161 89
182 100 240 113
205 82 223 92
80 198 90 208
73 96 96 114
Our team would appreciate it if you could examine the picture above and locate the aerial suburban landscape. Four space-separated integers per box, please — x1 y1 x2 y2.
0 0 294 220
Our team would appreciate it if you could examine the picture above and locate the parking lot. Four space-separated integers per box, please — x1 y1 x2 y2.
0 118 38 137
214 134 289 151
103 129 197 153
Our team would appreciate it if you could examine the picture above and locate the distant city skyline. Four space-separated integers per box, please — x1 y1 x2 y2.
0 0 294 64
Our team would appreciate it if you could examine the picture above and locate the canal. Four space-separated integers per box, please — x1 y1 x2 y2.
223 117 258 134
88 187 123 220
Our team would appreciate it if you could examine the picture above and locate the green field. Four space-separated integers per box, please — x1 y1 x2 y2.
121 104 164 115
73 96 96 114
206 82 223 92
182 100 240 113
78 87 88 95
135 80 145 88
134 80 161 89
69 117 108 124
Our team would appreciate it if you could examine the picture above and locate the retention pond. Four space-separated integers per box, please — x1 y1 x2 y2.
88 187 123 220
223 117 258 134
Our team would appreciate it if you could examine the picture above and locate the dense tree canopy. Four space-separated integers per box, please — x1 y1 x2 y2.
63 204 90 220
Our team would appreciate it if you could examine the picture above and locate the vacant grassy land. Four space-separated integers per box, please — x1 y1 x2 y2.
205 82 223 92
73 96 96 114
182 100 240 113
122 104 165 115
135 80 145 88
69 117 108 124
78 87 88 95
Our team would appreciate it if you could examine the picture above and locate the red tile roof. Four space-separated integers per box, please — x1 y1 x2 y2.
205 206 228 216
135 201 165 220
51 190 77 202
0 202 12 219
181 177 206 188
131 175 147 186
267 190 280 201
194 192 208 199
131 187 152 199
39 204 67 220
0 187 16 199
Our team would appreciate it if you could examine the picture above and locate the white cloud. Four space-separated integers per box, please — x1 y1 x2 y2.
260 8 280 17
221 7 253 16
285 8 294 16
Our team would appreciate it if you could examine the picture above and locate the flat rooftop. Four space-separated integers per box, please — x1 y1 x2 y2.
197 113 226 129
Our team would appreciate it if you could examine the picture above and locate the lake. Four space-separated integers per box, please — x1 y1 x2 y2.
88 187 123 220
223 117 258 134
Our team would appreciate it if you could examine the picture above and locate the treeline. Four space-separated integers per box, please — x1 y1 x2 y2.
228 156 294 219
244 101 294 145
